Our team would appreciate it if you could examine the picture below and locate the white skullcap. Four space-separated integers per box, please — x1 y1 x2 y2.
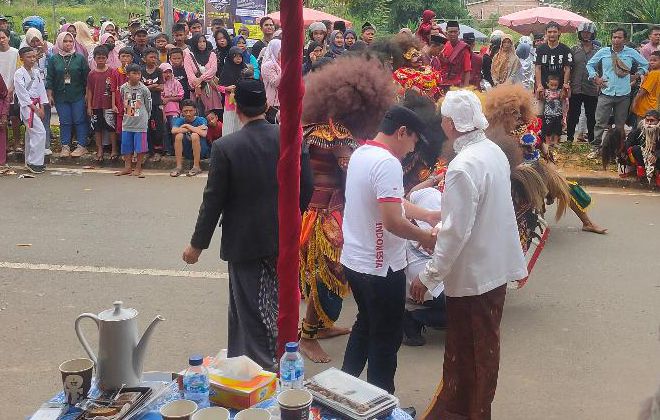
441 90 489 133
490 29 504 41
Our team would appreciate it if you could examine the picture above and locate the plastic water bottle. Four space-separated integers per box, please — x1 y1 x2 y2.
280 342 305 390
183 354 210 407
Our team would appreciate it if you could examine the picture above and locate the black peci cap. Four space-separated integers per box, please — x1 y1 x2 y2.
462 32 475 42
134 27 148 34
235 79 267 108
446 20 460 29
379 105 428 144
362 21 374 32
430 34 447 45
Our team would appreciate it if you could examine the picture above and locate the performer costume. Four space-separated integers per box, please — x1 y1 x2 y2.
299 122 357 336
298 56 396 344
392 35 442 101
485 84 601 286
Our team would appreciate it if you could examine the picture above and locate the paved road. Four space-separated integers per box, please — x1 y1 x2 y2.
1 169 659 419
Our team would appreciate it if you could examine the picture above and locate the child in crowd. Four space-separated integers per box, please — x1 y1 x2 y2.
542 74 563 159
205 109 222 144
633 51 660 120
154 33 169 64
169 48 190 100
86 45 118 161
160 62 184 156
170 99 208 177
141 47 164 161
14 47 49 173
115 47 134 143
218 46 246 136
117 63 152 178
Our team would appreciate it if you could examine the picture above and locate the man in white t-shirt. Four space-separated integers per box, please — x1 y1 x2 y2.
0 28 20 160
413 90 527 420
340 105 440 395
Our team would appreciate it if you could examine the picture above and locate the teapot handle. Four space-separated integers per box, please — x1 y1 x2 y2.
75 313 100 365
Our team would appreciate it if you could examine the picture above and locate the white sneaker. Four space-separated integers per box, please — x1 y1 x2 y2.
60 145 71 157
71 146 88 157
44 148 53 156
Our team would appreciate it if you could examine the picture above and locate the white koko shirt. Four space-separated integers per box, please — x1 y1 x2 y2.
419 130 527 297
341 141 407 277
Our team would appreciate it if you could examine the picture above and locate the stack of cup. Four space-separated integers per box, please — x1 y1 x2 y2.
234 407 272 419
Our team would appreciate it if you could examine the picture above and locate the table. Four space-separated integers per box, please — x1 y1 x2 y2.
38 377 413 420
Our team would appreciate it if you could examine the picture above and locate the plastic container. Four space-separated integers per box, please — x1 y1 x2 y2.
279 342 304 390
183 354 210 408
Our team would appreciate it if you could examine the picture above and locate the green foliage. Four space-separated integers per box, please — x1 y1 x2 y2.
349 0 468 33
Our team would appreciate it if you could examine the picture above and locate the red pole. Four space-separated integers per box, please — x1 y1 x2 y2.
276 0 304 357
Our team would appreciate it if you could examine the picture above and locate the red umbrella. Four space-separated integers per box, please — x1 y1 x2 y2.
498 6 592 34
276 0 304 356
267 7 351 27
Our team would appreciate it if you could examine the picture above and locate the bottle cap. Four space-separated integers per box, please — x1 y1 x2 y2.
285 342 299 352
189 354 204 366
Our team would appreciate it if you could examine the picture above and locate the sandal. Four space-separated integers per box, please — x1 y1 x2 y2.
187 167 202 177
170 167 183 177
94 154 104 162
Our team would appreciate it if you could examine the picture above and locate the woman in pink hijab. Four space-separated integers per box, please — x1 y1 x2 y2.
89 33 120 70
57 23 87 57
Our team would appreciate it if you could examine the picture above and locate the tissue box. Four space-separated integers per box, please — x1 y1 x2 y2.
208 370 277 410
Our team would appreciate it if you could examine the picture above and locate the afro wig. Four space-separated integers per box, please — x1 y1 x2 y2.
391 33 424 70
302 55 396 139
483 83 537 134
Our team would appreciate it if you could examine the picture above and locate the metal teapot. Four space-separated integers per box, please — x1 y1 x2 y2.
75 301 164 390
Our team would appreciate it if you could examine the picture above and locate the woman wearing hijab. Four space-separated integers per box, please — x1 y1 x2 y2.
261 39 282 121
303 41 324 75
214 28 232 79
89 33 120 70
491 34 522 85
184 33 223 114
218 46 247 136
73 21 96 55
516 41 535 90
57 24 87 57
99 21 124 50
307 21 327 48
46 31 90 158
324 30 345 59
344 29 357 49
232 35 260 79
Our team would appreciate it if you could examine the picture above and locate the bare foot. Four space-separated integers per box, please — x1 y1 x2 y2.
582 224 608 234
299 338 331 363
114 169 132 176
317 325 351 339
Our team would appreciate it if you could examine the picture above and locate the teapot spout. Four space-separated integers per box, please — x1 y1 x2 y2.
134 315 165 374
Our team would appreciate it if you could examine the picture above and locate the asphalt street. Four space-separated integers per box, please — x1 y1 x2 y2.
1 169 659 419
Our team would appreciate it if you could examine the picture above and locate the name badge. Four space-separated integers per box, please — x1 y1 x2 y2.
64 73 71 85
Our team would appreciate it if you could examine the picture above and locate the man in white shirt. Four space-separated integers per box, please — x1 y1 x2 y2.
341 105 440 395
411 90 527 420
0 28 20 158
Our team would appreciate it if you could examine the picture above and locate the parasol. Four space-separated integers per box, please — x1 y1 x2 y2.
498 6 592 35
267 7 351 28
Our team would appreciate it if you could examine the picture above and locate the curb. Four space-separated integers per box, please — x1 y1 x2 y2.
6 152 658 191
565 175 657 191
7 151 211 171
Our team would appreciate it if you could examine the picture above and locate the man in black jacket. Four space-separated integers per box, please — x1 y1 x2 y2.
182 79 312 370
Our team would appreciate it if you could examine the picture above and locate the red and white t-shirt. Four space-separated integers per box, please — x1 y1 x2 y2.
340 141 407 276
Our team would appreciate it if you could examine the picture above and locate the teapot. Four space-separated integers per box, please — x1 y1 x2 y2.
75 301 164 390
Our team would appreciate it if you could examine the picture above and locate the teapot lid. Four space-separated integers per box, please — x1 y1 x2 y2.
98 301 137 321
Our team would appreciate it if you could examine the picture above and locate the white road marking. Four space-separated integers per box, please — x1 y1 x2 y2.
0 261 227 279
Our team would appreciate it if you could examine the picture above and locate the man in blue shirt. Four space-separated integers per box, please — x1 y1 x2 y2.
587 27 648 153
170 99 209 177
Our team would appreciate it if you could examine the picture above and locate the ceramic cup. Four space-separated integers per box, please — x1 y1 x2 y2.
191 406 230 420
234 407 272 420
59 358 94 405
277 389 313 420
160 399 198 420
